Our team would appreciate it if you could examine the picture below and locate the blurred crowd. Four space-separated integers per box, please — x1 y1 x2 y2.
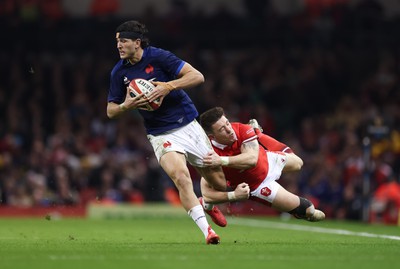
0 0 400 222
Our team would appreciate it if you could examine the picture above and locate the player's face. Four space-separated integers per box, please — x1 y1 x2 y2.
116 38 137 60
211 116 237 145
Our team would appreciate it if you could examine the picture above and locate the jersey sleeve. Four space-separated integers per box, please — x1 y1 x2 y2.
257 132 293 153
238 123 258 143
156 48 185 77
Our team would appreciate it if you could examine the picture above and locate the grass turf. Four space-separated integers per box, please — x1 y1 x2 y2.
0 214 399 269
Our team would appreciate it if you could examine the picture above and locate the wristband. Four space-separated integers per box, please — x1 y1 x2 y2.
119 103 127 111
220 156 229 166
227 191 236 201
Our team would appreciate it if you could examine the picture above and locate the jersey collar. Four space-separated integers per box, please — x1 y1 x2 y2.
211 130 238 150
211 139 228 150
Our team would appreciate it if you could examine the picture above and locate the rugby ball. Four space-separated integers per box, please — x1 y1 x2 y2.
128 78 162 111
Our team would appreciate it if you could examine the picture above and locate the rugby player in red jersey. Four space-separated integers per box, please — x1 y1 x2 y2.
198 107 325 226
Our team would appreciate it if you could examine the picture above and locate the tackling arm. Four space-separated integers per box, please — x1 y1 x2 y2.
200 177 250 204
203 139 259 169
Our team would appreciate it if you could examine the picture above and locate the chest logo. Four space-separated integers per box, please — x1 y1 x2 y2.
145 64 154 74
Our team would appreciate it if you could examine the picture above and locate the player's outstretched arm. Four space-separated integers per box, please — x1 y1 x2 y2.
202 140 259 170
200 177 250 204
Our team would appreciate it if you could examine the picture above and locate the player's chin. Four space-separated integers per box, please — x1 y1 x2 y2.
228 138 237 144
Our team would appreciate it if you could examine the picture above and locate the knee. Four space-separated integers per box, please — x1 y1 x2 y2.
288 197 314 219
294 157 303 170
290 154 303 170
285 154 303 172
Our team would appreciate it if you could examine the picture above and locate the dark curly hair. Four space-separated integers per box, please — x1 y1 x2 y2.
199 107 225 134
115 20 150 48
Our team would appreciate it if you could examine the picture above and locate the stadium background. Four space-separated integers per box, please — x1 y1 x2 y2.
0 0 399 224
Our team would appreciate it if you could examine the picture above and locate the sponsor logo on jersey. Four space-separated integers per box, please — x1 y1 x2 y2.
246 129 255 135
123 76 130 85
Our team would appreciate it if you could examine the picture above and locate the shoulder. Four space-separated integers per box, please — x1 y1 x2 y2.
145 46 183 65
144 46 184 76
232 123 255 136
145 46 175 58
232 123 257 142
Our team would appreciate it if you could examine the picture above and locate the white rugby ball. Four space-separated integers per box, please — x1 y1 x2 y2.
128 78 162 111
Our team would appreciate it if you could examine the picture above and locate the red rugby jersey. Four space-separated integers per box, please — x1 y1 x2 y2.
211 123 268 191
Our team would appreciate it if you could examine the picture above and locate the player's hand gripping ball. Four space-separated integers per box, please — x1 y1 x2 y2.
128 79 162 111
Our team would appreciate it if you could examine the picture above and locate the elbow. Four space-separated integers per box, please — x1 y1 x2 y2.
199 73 205 84
107 110 116 119
106 104 115 119
248 156 258 168
106 103 120 119
194 70 205 84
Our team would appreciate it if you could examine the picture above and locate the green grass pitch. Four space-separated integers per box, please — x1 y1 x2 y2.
0 209 399 269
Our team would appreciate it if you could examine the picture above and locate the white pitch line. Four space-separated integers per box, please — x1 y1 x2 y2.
229 218 400 241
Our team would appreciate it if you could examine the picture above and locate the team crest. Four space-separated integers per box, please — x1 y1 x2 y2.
145 64 154 74
163 141 172 148
260 187 271 197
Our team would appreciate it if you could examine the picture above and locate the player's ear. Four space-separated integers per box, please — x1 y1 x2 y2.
135 38 141 47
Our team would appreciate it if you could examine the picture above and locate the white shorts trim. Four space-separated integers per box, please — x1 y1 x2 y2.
250 151 287 203
147 120 212 167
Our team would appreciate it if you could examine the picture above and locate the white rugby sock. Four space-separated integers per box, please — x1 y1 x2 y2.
188 205 210 237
